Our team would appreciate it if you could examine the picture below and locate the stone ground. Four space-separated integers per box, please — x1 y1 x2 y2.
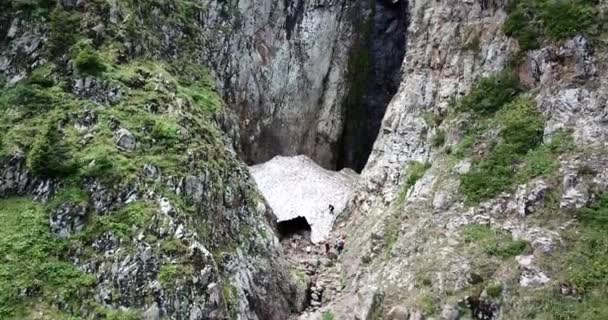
281 231 347 320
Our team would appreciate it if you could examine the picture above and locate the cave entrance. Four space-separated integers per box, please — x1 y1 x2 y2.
277 216 312 241
338 0 408 173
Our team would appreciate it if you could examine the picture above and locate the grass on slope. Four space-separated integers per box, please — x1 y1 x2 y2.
0 198 95 318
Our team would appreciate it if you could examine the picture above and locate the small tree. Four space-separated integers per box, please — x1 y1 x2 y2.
28 121 77 177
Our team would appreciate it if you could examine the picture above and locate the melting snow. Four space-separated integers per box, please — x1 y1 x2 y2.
249 155 358 243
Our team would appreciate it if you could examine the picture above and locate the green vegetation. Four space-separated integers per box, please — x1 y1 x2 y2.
383 213 400 259
566 195 608 291
159 264 185 288
322 311 335 320
395 161 431 207
516 194 608 319
83 202 155 240
503 0 600 51
27 120 78 177
423 111 444 128
463 224 530 258
223 282 239 319
460 97 544 202
463 33 481 52
453 70 574 203
485 283 503 298
404 161 432 192
0 198 95 318
73 42 107 75
48 8 81 56
0 1 248 317
416 291 439 315
457 72 521 115
431 129 446 148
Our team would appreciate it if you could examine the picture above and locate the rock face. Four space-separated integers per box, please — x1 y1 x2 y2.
0 2 310 319
338 0 408 172
199 0 364 169
317 0 608 319
250 155 358 243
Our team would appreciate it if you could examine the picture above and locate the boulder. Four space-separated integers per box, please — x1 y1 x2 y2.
115 128 136 152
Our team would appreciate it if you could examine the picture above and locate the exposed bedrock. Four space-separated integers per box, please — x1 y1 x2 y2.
338 0 408 172
204 0 406 172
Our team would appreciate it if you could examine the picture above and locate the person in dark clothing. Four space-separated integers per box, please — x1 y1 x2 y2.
328 204 335 215
335 236 345 255
324 241 330 255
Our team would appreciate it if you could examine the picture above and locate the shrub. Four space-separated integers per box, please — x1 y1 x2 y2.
541 0 596 40
11 0 55 13
74 44 107 75
463 33 481 52
503 0 599 51
48 9 81 56
28 121 78 177
460 97 544 202
503 1 542 50
458 72 521 115
432 129 446 148
3 84 58 114
29 64 56 87
322 311 335 320
529 194 608 319
151 120 180 147
486 283 503 298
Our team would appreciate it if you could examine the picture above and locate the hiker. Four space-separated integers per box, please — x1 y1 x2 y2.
335 235 345 255
328 204 335 215
324 241 330 255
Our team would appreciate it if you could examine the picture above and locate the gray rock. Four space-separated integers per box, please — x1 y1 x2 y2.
409 310 425 320
440 305 460 320
50 203 87 239
143 304 160 320
115 128 136 152
387 306 409 320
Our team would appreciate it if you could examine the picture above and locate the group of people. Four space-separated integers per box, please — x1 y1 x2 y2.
323 234 345 256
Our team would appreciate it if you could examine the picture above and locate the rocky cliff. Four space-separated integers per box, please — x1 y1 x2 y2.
317 0 608 319
0 1 309 319
2 0 608 319
198 0 362 170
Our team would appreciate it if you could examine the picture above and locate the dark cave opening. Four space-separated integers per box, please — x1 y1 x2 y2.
277 216 312 241
338 0 408 173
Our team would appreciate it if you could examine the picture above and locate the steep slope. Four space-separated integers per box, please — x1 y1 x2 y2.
196 0 362 170
0 1 303 319
317 0 608 319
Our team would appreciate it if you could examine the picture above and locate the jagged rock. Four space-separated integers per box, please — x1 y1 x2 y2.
387 306 409 320
440 305 460 320
511 180 548 216
516 255 550 287
115 128 136 152
433 191 452 211
143 304 160 320
50 203 87 239
409 310 425 320
74 109 98 132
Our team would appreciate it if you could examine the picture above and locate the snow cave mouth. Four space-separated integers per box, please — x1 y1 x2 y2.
277 216 312 241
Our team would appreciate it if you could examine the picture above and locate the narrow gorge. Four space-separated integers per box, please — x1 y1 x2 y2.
1 0 607 320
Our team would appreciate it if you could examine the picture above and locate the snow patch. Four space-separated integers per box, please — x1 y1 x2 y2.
250 155 358 243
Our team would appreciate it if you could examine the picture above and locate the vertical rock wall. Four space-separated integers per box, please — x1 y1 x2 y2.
199 0 364 169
